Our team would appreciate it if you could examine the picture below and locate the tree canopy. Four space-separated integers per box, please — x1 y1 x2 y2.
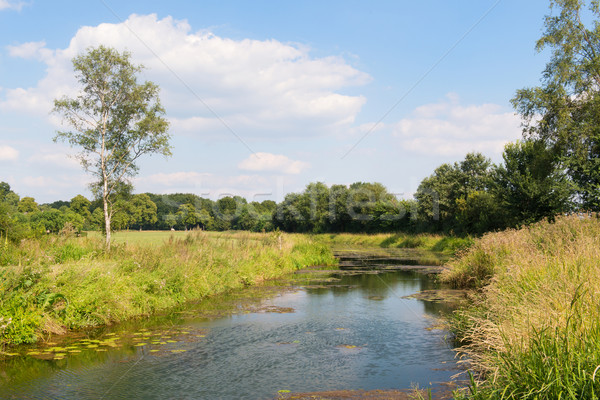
512 0 600 209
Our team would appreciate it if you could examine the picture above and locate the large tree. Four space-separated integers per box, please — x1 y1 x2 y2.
53 46 171 248
512 0 600 209
493 140 573 226
415 152 494 232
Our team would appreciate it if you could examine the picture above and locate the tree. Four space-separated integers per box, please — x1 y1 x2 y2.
165 213 177 229
0 182 19 207
17 197 39 214
69 194 92 229
30 209 65 233
415 152 494 232
512 0 600 209
53 46 171 248
493 140 574 226
130 193 158 229
177 203 200 230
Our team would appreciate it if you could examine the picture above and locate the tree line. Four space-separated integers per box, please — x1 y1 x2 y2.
0 140 576 240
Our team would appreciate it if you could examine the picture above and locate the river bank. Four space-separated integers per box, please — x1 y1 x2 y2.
441 215 600 398
0 230 337 348
1 261 460 399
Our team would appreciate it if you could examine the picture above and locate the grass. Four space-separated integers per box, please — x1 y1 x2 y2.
0 230 337 348
86 230 190 245
442 215 600 399
314 232 473 255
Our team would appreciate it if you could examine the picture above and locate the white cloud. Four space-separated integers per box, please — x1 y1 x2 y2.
0 145 19 161
1 14 370 139
21 174 90 191
7 41 48 59
392 94 522 157
135 171 279 200
27 150 80 169
0 0 25 11
238 152 309 174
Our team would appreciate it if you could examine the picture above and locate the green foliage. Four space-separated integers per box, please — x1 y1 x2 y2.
17 197 39 214
415 152 496 233
493 140 574 226
274 181 415 233
53 45 171 247
512 0 600 210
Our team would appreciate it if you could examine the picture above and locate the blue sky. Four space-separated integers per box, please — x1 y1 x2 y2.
0 0 552 203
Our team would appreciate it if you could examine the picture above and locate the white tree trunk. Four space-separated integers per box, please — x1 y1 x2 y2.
103 197 111 249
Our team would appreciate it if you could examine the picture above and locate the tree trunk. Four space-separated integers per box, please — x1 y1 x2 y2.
103 194 111 250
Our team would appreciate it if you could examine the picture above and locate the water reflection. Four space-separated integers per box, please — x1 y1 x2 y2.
0 269 459 400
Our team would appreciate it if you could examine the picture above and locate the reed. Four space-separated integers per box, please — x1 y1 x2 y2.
442 216 600 398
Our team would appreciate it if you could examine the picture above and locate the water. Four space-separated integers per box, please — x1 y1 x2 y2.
0 267 459 400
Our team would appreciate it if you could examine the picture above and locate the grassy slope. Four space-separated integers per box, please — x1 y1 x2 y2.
442 216 600 399
0 231 336 348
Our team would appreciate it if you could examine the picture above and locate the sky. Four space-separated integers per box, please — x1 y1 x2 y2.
0 0 554 204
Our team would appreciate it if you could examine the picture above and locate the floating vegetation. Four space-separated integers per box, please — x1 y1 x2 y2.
402 289 469 304
337 344 361 349
276 341 299 346
3 325 207 363
256 305 295 313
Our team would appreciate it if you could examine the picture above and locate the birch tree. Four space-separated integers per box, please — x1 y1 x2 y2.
53 46 171 248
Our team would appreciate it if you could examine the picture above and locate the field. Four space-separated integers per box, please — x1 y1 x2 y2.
86 230 190 245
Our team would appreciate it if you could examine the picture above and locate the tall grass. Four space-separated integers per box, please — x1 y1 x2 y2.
315 232 473 254
442 216 600 398
0 231 337 348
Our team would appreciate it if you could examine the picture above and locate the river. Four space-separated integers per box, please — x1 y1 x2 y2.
0 250 461 399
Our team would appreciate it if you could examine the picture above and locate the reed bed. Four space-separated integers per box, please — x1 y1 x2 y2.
442 215 600 399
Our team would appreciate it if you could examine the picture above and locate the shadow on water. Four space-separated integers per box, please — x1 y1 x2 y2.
0 250 465 400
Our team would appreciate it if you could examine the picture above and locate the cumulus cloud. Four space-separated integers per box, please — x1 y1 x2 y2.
238 152 309 174
0 145 19 161
7 41 48 59
392 93 522 157
135 171 280 200
1 14 370 139
0 0 25 11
